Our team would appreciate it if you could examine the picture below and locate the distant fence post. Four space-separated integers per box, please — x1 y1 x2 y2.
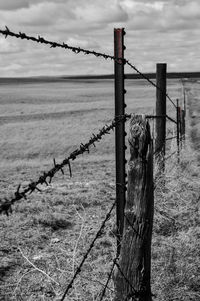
114 115 154 301
114 28 126 256
176 99 180 161
155 63 166 171
181 109 186 141
183 85 186 117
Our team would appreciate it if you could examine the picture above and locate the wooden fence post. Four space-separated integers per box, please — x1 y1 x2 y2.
155 63 166 171
114 115 154 301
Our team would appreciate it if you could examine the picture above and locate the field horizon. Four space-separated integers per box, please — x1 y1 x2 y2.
0 71 200 84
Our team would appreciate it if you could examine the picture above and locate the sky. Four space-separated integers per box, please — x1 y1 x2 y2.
0 0 200 77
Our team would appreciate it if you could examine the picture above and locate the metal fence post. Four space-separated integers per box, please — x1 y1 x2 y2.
176 99 180 162
114 28 126 256
155 63 166 172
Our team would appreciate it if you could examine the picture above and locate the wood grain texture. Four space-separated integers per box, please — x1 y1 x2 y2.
114 115 154 301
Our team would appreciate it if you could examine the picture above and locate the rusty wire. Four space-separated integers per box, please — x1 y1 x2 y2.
60 201 116 301
0 27 177 109
0 114 130 216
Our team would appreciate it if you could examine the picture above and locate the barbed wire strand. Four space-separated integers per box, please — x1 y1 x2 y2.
123 213 142 239
0 114 130 215
114 259 138 301
165 150 177 161
126 61 177 109
99 256 118 301
146 114 177 125
166 115 177 124
165 136 177 141
60 201 116 301
0 27 177 109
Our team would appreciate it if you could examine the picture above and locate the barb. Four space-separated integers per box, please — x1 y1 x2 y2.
60 201 116 301
0 27 176 110
0 114 131 215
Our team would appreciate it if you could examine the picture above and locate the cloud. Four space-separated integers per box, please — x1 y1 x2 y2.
0 0 29 10
120 0 200 32
0 0 66 11
0 2 71 27
0 0 199 76
0 37 24 54
74 0 128 24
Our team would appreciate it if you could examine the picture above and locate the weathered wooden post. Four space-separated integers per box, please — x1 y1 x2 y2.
114 115 154 301
114 28 127 256
155 63 166 171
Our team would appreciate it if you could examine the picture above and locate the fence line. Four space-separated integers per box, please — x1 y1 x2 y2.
0 112 179 216
0 26 188 300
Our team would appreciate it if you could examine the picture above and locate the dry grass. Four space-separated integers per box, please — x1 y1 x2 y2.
0 78 199 300
153 141 200 301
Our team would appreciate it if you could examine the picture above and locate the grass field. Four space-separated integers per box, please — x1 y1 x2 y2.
0 78 199 300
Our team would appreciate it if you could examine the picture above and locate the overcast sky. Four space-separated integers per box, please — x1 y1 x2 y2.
0 0 199 77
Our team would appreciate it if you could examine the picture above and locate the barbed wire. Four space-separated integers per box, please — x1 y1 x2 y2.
99 256 118 301
0 26 115 61
0 114 130 216
146 114 177 125
0 27 177 109
113 259 138 301
165 150 177 161
0 111 180 215
126 61 177 109
165 136 177 141
123 212 142 239
166 115 177 124
60 201 116 301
